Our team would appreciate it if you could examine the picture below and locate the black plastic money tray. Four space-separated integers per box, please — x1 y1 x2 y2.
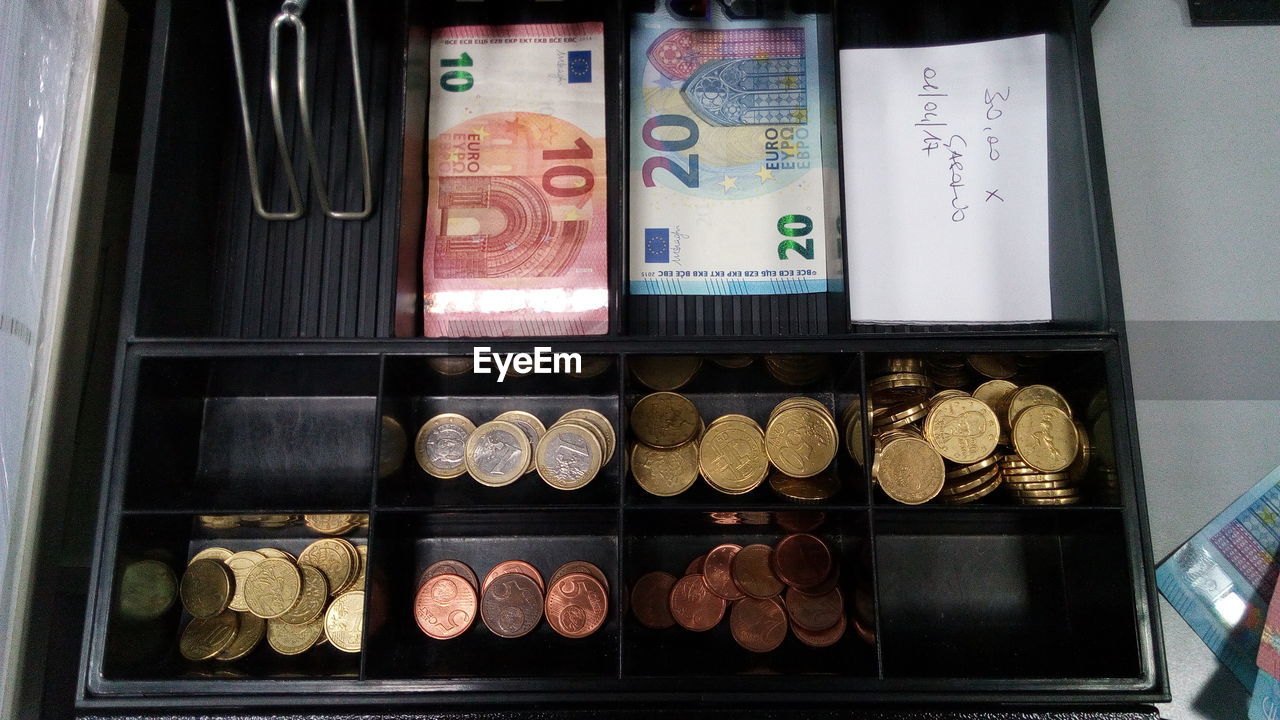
77 0 1167 715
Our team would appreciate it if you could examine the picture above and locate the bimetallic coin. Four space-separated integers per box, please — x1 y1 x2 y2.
699 418 768 495
494 410 546 475
483 560 545 595
629 355 702 391
416 573 477 639
179 611 239 661
215 612 265 661
922 397 1000 464
278 564 328 625
729 597 788 653
414 413 476 479
1006 385 1072 427
877 437 945 505
545 572 609 639
765 407 838 478
668 574 726 632
480 573 544 638
631 441 699 497
118 559 178 621
325 591 365 653
421 560 480 594
772 534 833 590
730 544 784 600
631 392 700 449
1011 405 1079 473
224 551 267 613
630 571 678 630
465 420 532 487
535 423 603 491
379 415 408 478
243 557 302 619
267 615 324 656
558 408 617 464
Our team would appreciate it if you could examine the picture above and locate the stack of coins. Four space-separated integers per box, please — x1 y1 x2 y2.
629 533 874 651
852 355 1103 506
629 355 826 392
195 513 367 535
414 409 615 491
415 559 609 640
177 533 366 662
762 355 828 387
630 394 841 500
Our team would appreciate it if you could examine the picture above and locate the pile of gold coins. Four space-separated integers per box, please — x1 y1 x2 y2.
629 354 830 391
175 517 366 662
415 559 609 640
414 409 616 491
848 355 1105 506
629 533 873 652
630 393 841 500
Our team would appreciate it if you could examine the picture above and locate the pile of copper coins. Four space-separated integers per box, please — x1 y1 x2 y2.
174 515 366 661
629 533 873 652
630 393 840 501
846 355 1108 506
629 354 830 392
414 409 616 491
415 559 609 640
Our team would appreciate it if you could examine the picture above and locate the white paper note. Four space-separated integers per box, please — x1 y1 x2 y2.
840 34 1050 324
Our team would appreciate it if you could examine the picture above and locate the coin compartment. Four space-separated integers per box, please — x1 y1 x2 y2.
862 351 1121 508
873 508 1142 681
97 514 369 682
378 354 622 507
364 510 619 679
120 355 381 512
623 353 868 507
621 508 877 679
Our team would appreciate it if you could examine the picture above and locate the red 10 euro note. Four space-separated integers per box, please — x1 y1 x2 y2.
423 23 608 337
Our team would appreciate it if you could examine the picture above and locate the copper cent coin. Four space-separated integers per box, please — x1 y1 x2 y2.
730 544 784 599
794 612 847 648
549 561 609 594
482 560 544 595
630 571 678 630
784 586 843 632
544 572 609 639
702 544 744 600
668 574 726 632
480 572 544 638
415 573 477 640
684 554 706 576
729 597 788 653
420 560 479 594
772 534 832 590
851 614 876 645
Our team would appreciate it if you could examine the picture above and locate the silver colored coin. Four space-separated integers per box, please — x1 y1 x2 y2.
535 424 602 491
465 420 532 487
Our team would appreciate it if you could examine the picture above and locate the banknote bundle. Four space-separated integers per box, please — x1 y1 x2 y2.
423 23 609 337
628 0 840 298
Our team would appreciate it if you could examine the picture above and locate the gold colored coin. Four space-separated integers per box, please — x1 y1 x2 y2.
1011 405 1079 473
630 355 702 391
768 469 841 502
631 392 700 449
965 354 1018 379
923 397 1000 464
877 437 945 505
939 472 1004 504
699 417 768 495
180 558 233 619
1019 495 1085 506
559 408 617 463
215 612 265 661
379 415 408 478
197 515 241 530
304 513 361 536
535 422 603 490
1007 486 1082 499
765 407 837 478
256 548 296 563
426 356 472 376
944 454 1000 479
189 547 233 565
494 410 546 474
972 380 1018 431
225 551 267 612
709 355 753 369
179 611 239 661
278 564 328 625
631 441 699 497
325 590 365 653
1003 478 1074 491
266 616 324 656
243 558 302 620
1006 385 1072 427
464 420 532 487
118 559 178 621
298 539 356 598
1068 420 1093 480
940 465 1001 496
414 413 476 479
353 544 368 591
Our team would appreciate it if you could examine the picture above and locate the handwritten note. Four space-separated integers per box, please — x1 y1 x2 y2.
840 35 1049 324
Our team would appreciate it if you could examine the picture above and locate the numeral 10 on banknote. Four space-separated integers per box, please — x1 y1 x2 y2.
439 53 474 92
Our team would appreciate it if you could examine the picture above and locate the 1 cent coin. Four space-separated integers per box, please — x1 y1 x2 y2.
772 534 832 590
730 544 784 599
702 544 744 600
668 574 726 632
729 597 788 653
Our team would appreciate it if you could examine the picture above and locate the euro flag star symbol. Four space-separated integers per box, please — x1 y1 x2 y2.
718 175 737 193
564 208 582 221
1262 508 1278 524
791 108 809 124
474 125 491 141
781 75 799 89
753 165 774 184
447 149 461 163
